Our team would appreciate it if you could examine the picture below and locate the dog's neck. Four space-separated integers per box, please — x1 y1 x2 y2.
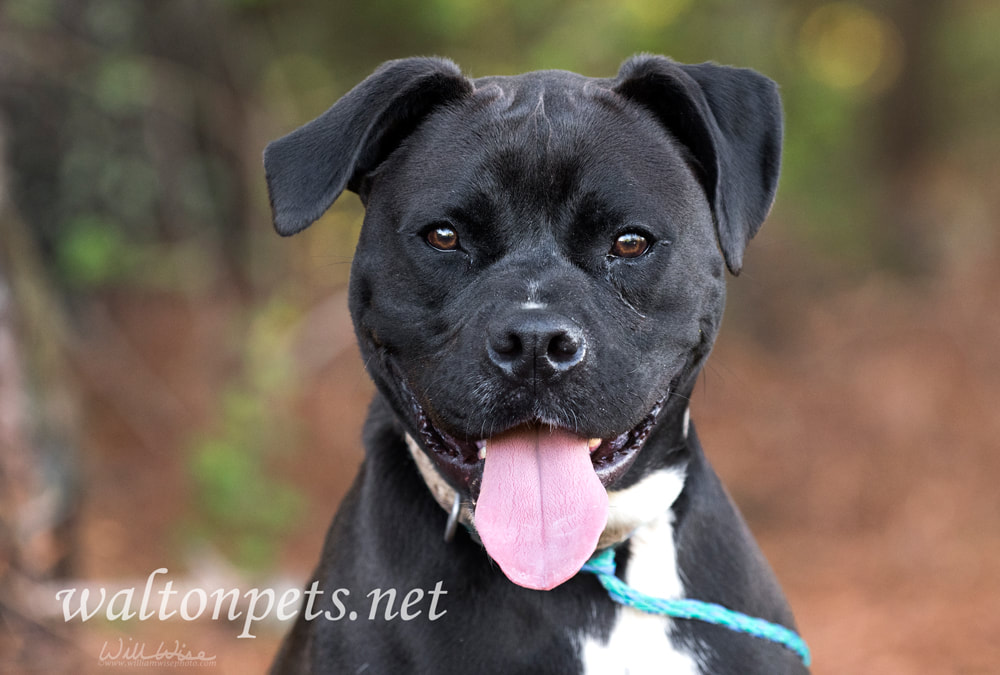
404 405 692 551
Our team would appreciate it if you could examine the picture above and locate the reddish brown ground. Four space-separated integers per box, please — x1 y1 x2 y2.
30 257 1000 674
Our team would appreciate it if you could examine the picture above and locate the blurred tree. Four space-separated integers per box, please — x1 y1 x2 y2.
0 119 80 671
875 0 945 273
0 0 255 292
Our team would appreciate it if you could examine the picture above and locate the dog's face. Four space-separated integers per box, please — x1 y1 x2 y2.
265 56 781 590
353 71 725 482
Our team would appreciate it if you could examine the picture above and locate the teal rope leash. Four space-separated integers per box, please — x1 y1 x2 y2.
581 548 811 667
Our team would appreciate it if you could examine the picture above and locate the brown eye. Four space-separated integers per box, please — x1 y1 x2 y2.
426 226 459 251
610 232 649 258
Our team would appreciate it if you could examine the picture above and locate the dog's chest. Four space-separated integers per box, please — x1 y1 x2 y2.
578 471 703 675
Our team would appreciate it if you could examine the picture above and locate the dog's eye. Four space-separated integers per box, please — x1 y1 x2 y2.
426 226 460 251
610 232 649 258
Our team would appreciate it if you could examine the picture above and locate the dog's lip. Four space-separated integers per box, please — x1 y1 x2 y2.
407 389 667 497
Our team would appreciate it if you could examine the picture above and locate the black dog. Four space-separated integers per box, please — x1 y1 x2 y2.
264 55 807 674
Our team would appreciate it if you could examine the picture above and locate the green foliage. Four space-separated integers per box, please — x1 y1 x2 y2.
6 0 999 287
83 0 140 47
12 0 996 286
3 0 57 29
938 4 1000 148
94 57 152 113
188 392 304 571
186 298 306 573
57 214 127 285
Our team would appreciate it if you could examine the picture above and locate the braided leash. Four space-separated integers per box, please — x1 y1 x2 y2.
581 548 811 667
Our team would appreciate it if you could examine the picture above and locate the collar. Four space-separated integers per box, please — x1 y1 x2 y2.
405 433 475 541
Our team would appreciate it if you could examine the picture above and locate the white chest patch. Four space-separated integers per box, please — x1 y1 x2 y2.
580 467 704 675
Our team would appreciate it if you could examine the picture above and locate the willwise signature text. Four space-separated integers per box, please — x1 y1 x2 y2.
98 637 216 666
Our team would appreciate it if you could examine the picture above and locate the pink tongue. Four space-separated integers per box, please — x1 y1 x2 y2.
474 426 608 590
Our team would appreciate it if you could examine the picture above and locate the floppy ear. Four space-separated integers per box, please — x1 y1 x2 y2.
263 57 473 236
613 55 783 274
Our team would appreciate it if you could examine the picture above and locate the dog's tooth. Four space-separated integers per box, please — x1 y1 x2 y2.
478 446 487 460
588 438 602 452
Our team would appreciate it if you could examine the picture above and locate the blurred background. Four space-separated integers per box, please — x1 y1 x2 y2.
1 0 998 672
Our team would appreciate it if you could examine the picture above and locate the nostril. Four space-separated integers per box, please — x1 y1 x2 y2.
487 327 525 372
491 332 522 359
547 331 582 363
545 328 585 370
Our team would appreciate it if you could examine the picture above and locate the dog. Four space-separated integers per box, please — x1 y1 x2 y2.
264 55 807 674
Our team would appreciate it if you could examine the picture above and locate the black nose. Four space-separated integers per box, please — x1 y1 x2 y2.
487 311 587 380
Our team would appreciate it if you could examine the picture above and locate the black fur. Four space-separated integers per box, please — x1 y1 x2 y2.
265 58 473 234
613 56 783 274
265 55 804 674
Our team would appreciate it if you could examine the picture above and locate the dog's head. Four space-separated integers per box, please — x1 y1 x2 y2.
265 56 782 590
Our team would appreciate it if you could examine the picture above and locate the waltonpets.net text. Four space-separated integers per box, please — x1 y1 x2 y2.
55 568 447 638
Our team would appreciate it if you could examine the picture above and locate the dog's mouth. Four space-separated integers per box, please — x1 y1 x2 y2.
409 391 666 496
405 385 666 591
